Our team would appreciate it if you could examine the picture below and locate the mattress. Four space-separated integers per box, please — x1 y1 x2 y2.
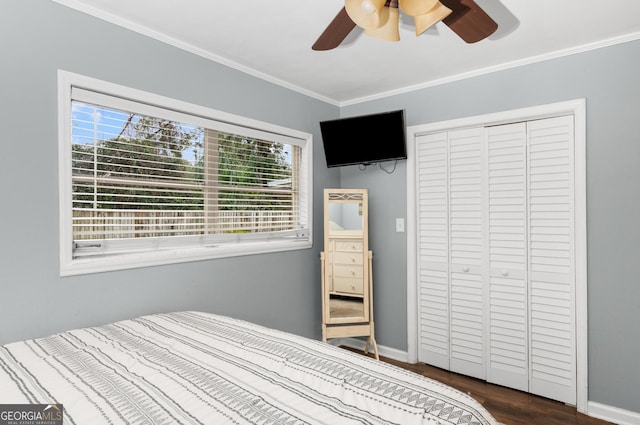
0 311 499 424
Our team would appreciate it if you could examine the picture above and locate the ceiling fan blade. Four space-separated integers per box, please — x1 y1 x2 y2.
439 0 497 43
312 7 357 51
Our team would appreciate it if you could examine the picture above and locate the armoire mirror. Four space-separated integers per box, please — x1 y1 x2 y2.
321 188 378 359
328 202 363 231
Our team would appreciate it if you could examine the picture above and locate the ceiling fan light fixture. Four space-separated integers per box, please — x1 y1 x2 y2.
414 2 452 35
399 0 438 17
365 4 401 42
345 0 387 30
312 0 497 50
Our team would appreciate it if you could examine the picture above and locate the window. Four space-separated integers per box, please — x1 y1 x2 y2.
58 71 312 276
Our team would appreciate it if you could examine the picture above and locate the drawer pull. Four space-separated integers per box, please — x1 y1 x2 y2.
501 269 509 276
463 266 469 272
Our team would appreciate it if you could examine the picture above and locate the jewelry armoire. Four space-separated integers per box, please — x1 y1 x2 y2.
321 188 378 359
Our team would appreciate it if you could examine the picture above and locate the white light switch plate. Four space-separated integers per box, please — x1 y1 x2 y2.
396 218 405 233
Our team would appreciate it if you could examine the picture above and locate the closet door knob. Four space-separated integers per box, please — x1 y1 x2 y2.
501 269 509 276
463 266 469 272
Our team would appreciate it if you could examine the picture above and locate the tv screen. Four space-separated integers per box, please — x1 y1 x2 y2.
320 110 407 168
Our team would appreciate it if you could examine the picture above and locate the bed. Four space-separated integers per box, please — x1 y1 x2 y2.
0 311 499 424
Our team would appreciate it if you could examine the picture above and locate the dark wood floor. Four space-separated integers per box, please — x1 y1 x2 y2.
345 347 612 425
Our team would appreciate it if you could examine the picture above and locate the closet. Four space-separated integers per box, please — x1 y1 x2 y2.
415 115 577 405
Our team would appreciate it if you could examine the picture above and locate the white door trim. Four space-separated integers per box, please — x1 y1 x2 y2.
406 99 588 413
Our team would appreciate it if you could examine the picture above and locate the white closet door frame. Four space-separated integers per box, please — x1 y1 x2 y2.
406 99 588 413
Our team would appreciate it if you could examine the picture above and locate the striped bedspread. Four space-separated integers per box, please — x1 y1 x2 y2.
0 311 499 424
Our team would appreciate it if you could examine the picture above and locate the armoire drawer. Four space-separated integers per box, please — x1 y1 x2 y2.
333 265 363 279
333 252 363 265
334 240 363 252
333 276 364 295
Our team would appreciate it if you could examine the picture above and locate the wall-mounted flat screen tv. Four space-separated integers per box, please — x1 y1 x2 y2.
319 110 407 168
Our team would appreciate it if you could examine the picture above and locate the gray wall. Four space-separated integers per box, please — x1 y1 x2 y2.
1 0 638 416
0 0 339 345
340 41 640 413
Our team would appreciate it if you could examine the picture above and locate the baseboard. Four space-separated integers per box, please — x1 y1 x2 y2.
588 401 640 425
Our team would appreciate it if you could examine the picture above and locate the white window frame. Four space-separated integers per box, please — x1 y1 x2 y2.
58 70 313 276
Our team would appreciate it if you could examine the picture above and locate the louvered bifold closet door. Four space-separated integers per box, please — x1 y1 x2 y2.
415 132 450 370
527 116 576 405
486 123 529 392
448 128 485 380
416 129 485 378
415 116 577 404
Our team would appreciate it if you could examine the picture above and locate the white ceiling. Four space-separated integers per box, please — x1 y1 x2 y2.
54 0 640 105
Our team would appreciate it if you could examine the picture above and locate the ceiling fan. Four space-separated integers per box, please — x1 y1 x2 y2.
312 0 498 51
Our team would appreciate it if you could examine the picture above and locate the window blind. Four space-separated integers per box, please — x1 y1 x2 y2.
70 89 308 259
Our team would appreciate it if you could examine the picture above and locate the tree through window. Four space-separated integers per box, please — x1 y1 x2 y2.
72 102 300 242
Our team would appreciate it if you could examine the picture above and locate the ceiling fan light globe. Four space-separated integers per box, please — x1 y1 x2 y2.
361 0 376 14
365 6 400 42
399 0 438 16
414 2 452 35
345 0 387 30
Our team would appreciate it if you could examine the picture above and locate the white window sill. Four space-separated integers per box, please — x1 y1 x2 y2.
60 240 312 276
